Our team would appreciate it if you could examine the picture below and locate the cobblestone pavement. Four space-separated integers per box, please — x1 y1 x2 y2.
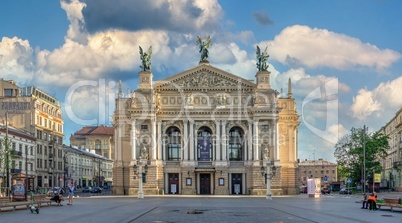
0 193 401 223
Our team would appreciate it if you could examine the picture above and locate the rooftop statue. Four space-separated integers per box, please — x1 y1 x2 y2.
256 45 269 71
139 46 152 72
196 36 211 62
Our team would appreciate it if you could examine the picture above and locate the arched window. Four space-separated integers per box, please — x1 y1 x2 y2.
166 127 181 161
197 127 212 161
228 127 243 161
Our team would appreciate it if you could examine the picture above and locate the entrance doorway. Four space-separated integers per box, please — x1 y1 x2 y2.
168 173 179 194
200 174 211 194
232 174 242 194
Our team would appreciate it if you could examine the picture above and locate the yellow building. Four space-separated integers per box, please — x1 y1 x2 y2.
70 125 114 159
298 158 338 187
0 79 64 188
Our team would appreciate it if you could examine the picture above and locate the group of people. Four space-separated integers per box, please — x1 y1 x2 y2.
50 183 75 206
361 192 378 210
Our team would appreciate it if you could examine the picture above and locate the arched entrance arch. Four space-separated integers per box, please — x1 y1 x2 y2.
197 127 213 161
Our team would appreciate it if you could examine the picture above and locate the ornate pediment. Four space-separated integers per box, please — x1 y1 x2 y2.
155 64 255 90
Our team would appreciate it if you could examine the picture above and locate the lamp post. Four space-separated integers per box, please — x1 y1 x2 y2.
63 152 68 190
261 158 276 200
133 156 148 199
98 159 101 187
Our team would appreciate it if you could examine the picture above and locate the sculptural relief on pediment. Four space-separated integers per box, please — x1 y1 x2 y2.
173 72 240 88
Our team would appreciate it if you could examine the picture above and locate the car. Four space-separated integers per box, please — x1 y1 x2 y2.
321 187 331 194
82 186 92 193
102 185 110 190
46 187 65 197
300 186 307 194
91 187 102 193
339 188 352 194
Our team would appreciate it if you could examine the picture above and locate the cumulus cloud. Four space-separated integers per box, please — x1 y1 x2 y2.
0 37 35 84
351 76 402 120
261 25 401 70
80 0 223 33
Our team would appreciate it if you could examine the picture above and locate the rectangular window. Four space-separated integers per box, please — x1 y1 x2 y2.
4 89 14 96
142 173 146 183
141 125 148 130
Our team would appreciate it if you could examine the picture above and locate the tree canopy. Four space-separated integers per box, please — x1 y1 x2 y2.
334 127 389 184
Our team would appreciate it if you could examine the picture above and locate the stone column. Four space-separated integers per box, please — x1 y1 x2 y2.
248 121 252 161
131 119 136 161
275 120 279 160
157 121 162 160
253 120 259 160
118 122 123 162
114 126 119 163
108 137 112 159
162 135 166 161
190 121 194 161
222 121 227 160
215 120 221 161
152 118 157 159
184 120 188 160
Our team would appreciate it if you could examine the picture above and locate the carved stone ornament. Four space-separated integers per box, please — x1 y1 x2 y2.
140 146 149 160
262 146 269 160
174 72 239 88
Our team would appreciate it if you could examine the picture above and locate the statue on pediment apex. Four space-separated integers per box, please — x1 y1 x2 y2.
197 36 211 62
256 45 269 71
139 46 152 72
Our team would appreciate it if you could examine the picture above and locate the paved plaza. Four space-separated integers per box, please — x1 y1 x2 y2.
0 193 401 223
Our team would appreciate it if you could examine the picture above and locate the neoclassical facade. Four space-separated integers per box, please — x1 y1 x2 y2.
112 59 299 195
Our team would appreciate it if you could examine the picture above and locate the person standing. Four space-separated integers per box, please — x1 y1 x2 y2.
68 183 75 205
361 193 368 209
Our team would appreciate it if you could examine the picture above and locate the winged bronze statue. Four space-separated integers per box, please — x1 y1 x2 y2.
196 36 211 62
256 45 269 71
139 46 152 71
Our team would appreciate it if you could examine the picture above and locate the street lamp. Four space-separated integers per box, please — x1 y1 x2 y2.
261 158 277 200
133 156 148 199
63 152 68 190
98 159 101 187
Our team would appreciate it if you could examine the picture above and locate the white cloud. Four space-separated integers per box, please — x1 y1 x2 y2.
0 36 35 83
351 76 402 120
261 25 401 70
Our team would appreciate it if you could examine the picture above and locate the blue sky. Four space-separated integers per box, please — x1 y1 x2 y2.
1 0 401 163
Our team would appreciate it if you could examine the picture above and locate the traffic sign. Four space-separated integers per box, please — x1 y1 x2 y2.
324 176 328 182
346 178 352 184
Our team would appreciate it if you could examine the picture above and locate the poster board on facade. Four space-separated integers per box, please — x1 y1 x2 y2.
374 174 381 183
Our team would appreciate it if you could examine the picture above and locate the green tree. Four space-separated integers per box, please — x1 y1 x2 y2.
334 127 389 185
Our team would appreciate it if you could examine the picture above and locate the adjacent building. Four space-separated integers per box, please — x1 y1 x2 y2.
0 79 64 190
379 108 402 191
70 125 114 159
63 145 113 188
297 158 338 187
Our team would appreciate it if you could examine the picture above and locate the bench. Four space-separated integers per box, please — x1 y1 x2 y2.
0 197 31 212
377 198 402 212
33 194 52 207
